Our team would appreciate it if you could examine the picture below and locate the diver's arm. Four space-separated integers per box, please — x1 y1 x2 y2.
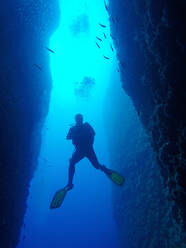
88 124 95 145
85 122 96 136
89 124 96 136
66 128 73 140
92 127 96 136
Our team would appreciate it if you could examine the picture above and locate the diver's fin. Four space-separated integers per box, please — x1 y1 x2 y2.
50 188 67 209
108 170 125 186
101 166 125 186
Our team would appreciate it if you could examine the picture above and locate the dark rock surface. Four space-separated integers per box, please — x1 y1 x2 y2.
0 1 59 248
107 0 186 247
105 87 185 247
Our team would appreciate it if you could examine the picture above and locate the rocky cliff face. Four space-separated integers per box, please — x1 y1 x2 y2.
105 88 185 247
106 0 186 247
0 1 59 247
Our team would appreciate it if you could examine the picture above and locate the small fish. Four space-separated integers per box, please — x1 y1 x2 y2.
120 61 125 68
33 64 42 71
103 33 107 39
45 47 55 54
95 42 101 48
103 55 110 60
104 1 109 11
110 34 116 40
99 23 106 28
110 44 114 51
40 157 48 162
138 111 141 116
96 37 102 42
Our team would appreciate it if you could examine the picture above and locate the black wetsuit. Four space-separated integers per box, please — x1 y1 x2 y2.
66 122 102 185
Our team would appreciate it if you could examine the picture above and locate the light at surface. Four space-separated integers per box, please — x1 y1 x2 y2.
49 0 114 110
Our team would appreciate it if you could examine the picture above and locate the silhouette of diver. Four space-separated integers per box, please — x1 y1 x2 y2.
66 113 109 190
50 114 124 209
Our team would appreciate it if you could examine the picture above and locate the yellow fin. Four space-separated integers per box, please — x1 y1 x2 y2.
109 171 125 186
50 189 67 209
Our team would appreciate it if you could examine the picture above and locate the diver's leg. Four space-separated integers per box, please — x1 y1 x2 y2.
86 148 110 174
86 148 100 169
67 150 84 189
86 148 124 186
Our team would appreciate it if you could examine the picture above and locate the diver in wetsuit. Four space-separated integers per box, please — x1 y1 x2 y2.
66 113 109 190
50 114 124 209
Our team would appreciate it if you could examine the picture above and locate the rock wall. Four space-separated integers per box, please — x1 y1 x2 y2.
104 86 184 247
106 0 186 247
0 1 59 248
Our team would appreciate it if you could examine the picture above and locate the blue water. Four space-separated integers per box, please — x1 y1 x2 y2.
17 1 122 247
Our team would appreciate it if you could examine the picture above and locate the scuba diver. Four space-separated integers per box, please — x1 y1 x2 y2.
50 114 124 209
66 113 110 190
